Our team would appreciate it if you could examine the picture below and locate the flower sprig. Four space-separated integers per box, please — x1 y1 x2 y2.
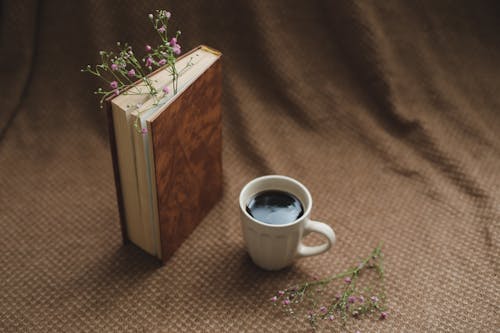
271 244 387 331
145 10 182 94
82 10 189 134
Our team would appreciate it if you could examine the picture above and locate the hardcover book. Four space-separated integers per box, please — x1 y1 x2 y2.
105 45 223 263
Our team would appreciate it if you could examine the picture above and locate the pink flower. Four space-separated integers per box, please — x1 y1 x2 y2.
283 299 290 306
348 296 356 304
335 293 341 301
110 81 118 89
165 11 171 19
145 45 152 51
162 85 169 94
113 89 120 96
319 306 327 313
127 69 136 77
172 44 181 55
270 296 278 302
278 290 285 296
344 277 352 284
169 37 177 46
358 295 365 303
145 57 154 67
328 315 334 321
158 59 167 66
158 25 166 33
380 312 388 320
371 296 379 303
141 128 148 135
110 63 118 71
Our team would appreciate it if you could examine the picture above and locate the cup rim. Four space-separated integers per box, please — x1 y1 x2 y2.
239 175 312 228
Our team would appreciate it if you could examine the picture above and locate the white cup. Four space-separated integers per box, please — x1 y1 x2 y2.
239 175 336 270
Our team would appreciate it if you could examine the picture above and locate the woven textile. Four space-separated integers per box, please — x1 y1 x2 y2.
1 1 499 332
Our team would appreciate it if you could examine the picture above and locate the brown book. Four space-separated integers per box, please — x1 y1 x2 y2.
104 46 222 263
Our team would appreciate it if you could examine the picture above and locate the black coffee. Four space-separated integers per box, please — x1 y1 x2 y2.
246 190 304 225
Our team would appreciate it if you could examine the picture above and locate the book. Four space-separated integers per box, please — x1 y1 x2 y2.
104 45 223 263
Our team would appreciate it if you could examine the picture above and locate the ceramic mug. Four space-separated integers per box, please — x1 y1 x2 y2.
239 175 336 270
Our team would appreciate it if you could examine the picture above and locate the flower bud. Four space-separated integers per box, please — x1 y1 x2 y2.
172 44 181 55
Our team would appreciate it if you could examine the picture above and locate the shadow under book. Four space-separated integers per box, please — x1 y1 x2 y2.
105 45 223 263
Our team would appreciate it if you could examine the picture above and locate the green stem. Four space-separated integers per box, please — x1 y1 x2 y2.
125 56 157 98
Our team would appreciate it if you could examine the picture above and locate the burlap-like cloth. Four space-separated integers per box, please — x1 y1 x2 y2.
1 1 499 332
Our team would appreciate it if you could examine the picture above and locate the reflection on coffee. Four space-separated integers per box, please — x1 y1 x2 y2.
246 190 304 225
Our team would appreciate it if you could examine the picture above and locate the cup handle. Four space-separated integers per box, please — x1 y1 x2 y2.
296 220 336 258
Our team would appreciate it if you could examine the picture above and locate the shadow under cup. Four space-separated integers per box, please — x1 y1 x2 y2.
239 175 313 270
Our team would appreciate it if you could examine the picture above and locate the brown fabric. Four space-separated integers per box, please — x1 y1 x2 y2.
1 1 499 332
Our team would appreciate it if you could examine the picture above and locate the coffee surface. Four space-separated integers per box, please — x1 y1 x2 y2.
246 190 304 225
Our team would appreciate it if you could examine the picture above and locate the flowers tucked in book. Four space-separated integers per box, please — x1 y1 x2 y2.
81 9 223 264
82 10 189 134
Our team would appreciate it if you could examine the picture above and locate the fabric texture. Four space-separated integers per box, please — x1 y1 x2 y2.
1 1 499 332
